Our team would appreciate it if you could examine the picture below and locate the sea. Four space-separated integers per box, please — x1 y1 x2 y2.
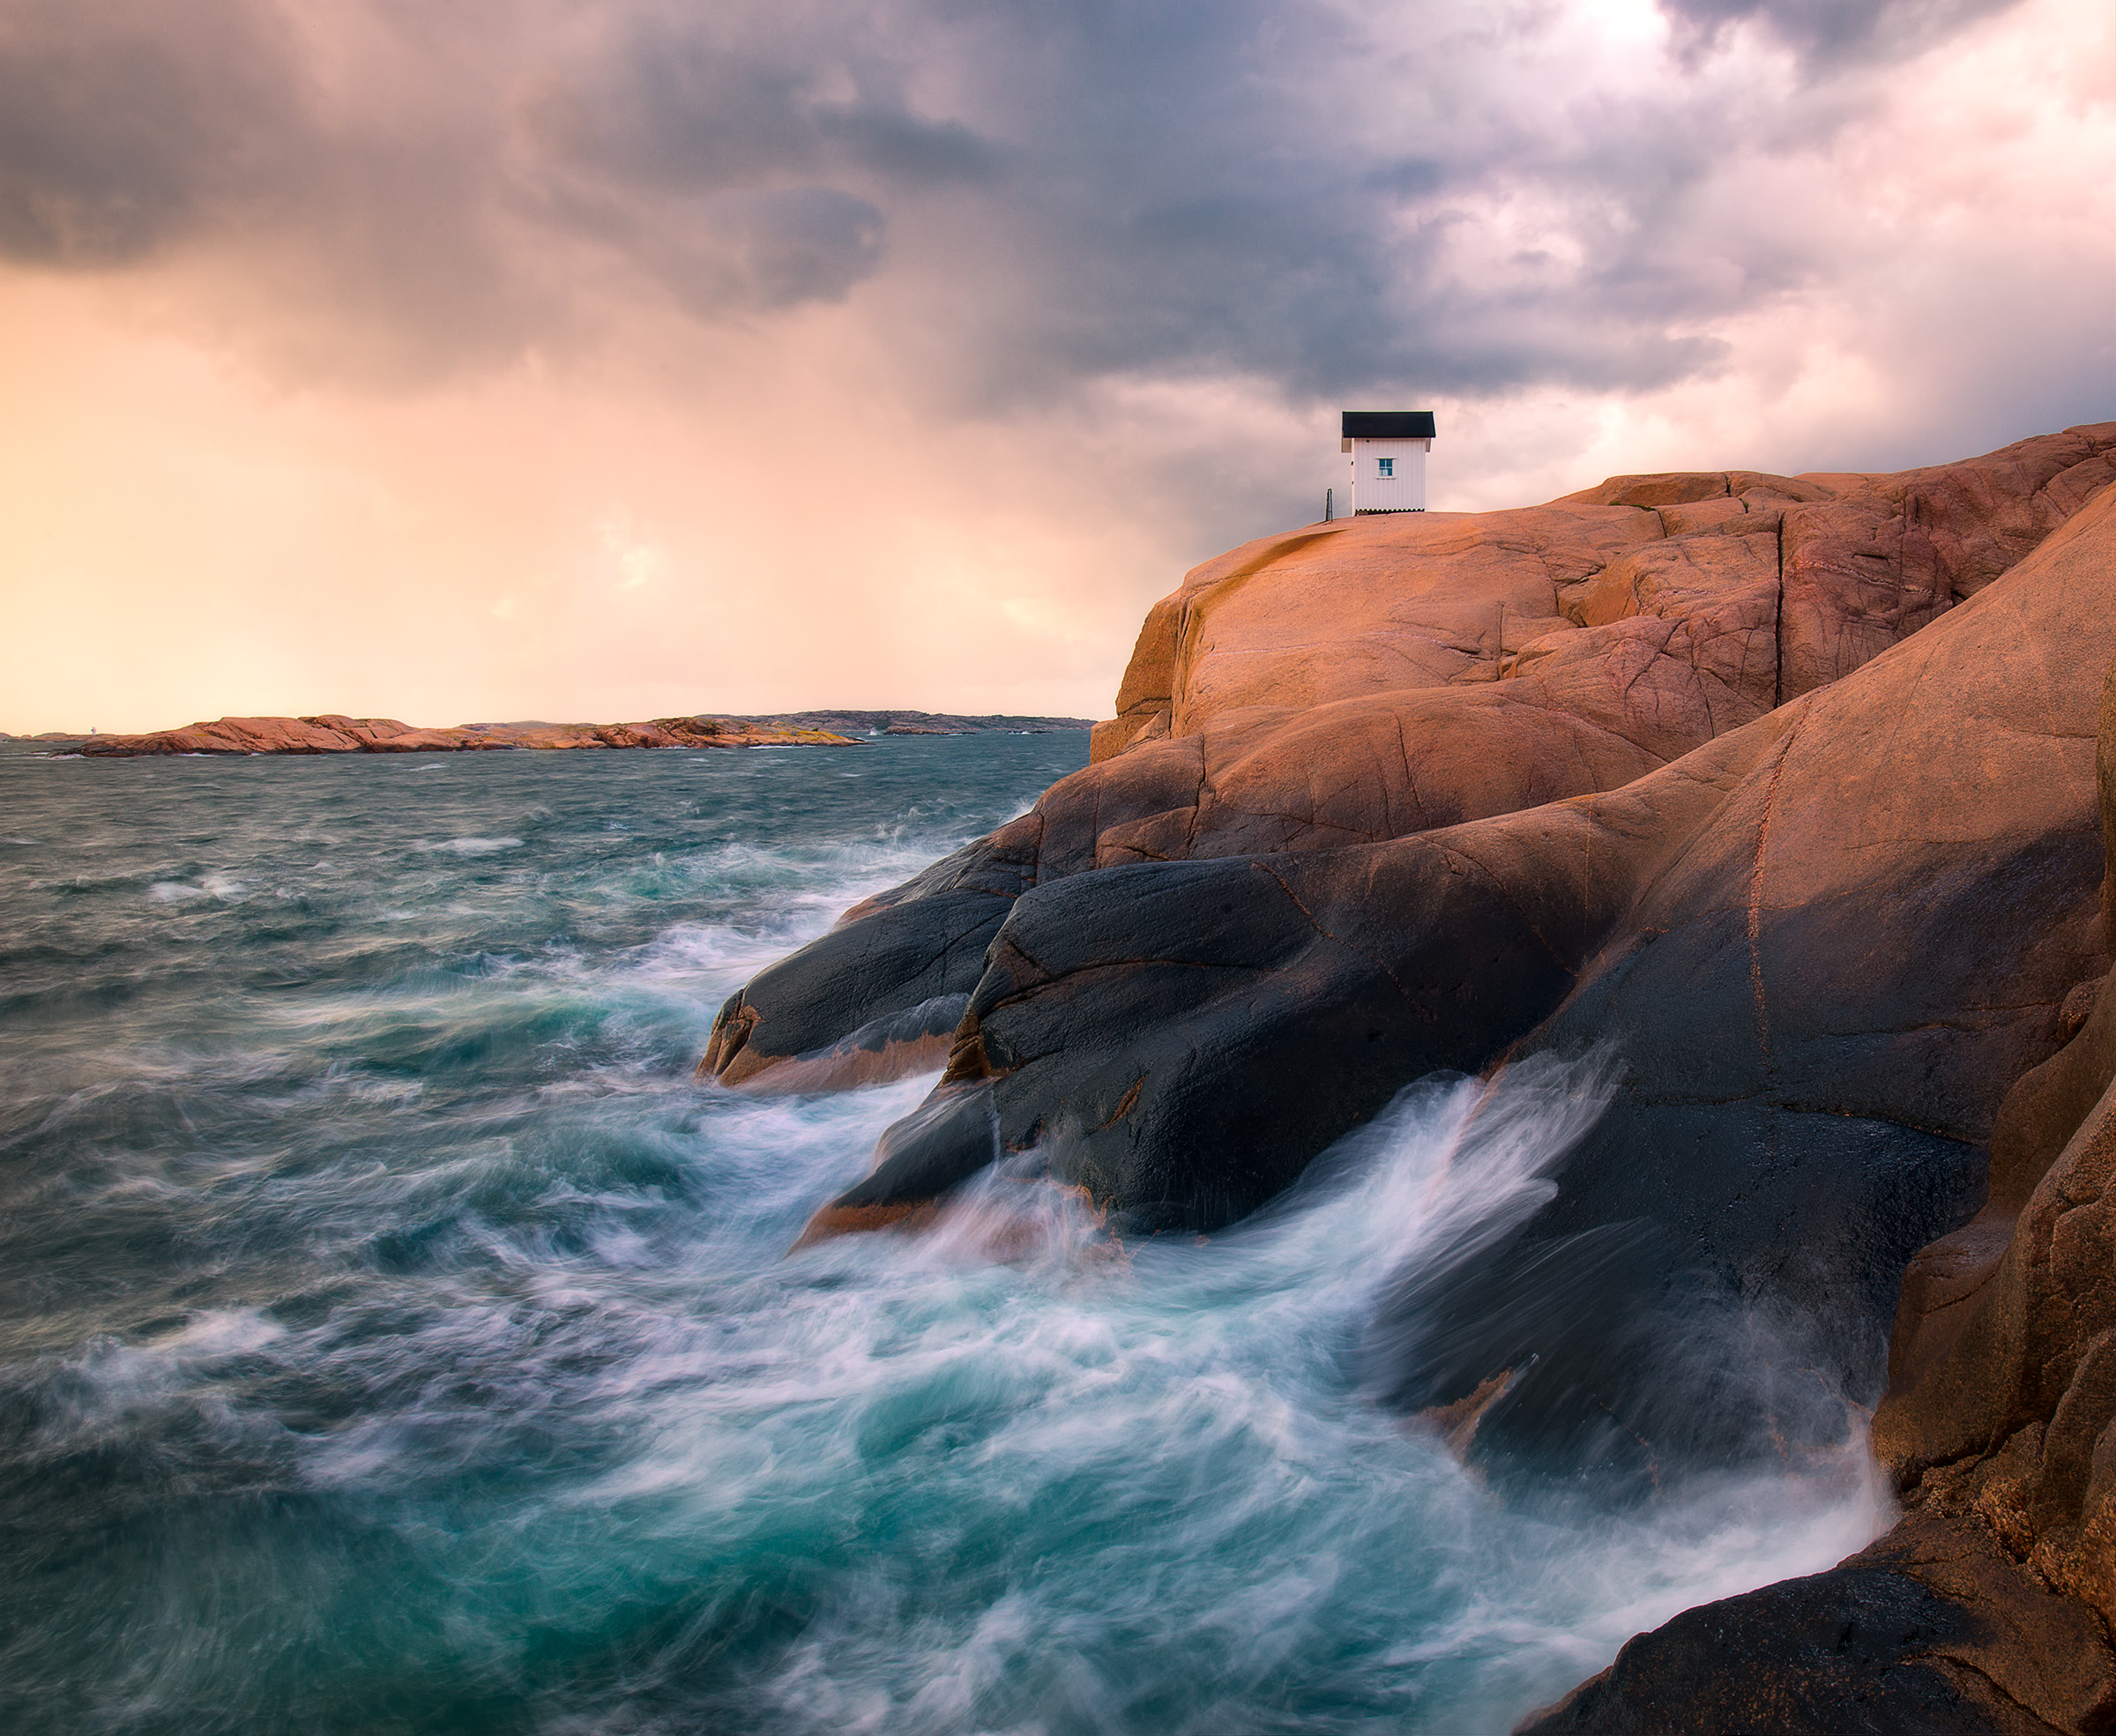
0 734 1887 1734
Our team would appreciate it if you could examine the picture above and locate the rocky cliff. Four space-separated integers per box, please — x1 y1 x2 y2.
703 424 2116 1729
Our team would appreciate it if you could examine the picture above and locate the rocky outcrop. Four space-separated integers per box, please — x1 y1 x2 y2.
1514 1508 2116 1733
71 713 862 756
704 424 2116 1727
706 427 2116 1096
791 480 2116 1488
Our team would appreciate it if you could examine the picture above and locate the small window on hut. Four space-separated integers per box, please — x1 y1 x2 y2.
1377 458 1395 478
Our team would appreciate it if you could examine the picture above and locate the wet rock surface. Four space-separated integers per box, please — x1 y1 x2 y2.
1514 1511 2116 1735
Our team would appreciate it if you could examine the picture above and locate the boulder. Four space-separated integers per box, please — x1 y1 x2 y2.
1514 1510 2116 1735
1397 483 2116 1477
708 425 2116 1719
1807 652 2116 1732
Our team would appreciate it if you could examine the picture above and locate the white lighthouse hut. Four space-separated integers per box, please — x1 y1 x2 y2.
1342 411 1435 513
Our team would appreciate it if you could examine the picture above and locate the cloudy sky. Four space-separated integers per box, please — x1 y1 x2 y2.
2 0 2111 732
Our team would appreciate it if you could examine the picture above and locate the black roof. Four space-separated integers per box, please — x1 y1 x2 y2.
1341 411 1436 439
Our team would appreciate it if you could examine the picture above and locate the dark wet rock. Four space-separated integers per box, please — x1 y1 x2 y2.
931 844 1584 1232
792 1083 1002 1246
699 824 1043 1090
1368 1104 1980 1485
1515 1512 2116 1735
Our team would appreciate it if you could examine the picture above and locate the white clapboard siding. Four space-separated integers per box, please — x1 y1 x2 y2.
1352 438 1429 512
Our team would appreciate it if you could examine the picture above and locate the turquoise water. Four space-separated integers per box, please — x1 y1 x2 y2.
0 736 1884 1734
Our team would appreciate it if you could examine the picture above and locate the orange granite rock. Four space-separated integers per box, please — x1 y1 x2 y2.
708 425 2116 1094
1531 597 2116 1733
689 428 2116 1729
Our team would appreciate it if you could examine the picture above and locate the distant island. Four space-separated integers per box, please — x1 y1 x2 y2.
4 710 1093 757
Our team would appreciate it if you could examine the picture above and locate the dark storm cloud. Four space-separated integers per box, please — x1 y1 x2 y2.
518 8 988 317
1658 0 2023 59
0 0 302 264
526 15 997 193
516 0 2034 406
0 0 2038 399
641 186 888 316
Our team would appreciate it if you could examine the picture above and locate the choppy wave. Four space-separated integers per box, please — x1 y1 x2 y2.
0 738 1884 1734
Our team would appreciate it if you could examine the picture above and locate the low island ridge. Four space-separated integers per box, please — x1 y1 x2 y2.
16 709 1093 756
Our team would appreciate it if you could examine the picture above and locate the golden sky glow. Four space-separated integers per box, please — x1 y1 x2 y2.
2 0 2112 734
